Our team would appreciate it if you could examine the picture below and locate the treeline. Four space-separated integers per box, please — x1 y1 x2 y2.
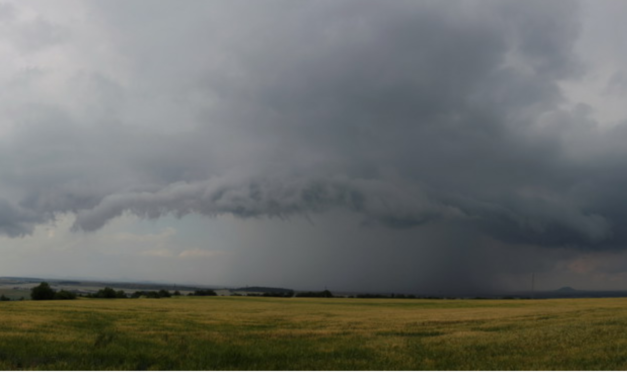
232 290 330 298
239 291 425 299
354 293 417 299
86 287 174 299
295 290 333 298
25 282 219 301
88 288 217 298
189 289 217 296
31 282 77 300
262 291 294 297
10 282 453 302
87 287 128 298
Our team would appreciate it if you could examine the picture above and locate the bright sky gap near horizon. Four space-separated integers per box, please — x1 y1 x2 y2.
1 1 627 294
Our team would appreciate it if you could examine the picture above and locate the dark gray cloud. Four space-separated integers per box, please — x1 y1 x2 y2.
4 0 627 291
0 1 597 239
71 175 458 231
0 3 14 22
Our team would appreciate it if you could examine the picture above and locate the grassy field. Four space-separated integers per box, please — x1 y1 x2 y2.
1 296 627 370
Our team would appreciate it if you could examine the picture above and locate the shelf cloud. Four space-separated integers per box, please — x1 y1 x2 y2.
2 0 627 291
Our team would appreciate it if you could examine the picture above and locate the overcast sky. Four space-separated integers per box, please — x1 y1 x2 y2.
2 0 627 294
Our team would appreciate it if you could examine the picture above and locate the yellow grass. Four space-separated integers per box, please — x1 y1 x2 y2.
1 297 627 370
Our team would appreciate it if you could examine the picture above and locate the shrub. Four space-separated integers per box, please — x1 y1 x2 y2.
146 291 161 299
131 291 144 298
54 290 77 300
130 290 171 299
0 294 10 301
90 287 118 299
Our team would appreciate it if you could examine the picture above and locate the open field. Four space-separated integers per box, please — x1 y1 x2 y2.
1 297 627 370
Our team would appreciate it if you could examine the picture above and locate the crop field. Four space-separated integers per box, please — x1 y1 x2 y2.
1 297 627 370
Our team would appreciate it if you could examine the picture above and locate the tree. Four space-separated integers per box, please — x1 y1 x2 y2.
146 291 161 299
192 289 217 296
115 290 127 299
93 287 117 299
0 294 10 301
31 282 55 300
129 290 165 299
54 290 77 300
130 291 144 298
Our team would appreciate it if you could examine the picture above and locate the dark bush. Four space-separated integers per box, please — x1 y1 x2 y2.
0 294 10 301
146 291 161 299
54 290 77 300
89 287 118 299
130 290 171 299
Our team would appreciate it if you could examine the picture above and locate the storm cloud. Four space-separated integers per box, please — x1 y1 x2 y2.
2 0 627 292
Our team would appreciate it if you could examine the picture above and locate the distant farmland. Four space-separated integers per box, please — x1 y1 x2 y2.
1 297 627 370
0 288 30 301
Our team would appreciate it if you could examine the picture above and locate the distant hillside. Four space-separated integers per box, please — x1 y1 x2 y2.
231 286 294 294
0 276 207 293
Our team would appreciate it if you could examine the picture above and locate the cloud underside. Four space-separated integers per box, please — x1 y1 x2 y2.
1 0 627 254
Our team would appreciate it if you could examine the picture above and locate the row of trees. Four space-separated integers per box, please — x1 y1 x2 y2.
88 288 219 298
27 282 219 300
231 290 331 298
20 283 427 301
31 282 77 300
24 283 381 301
189 289 217 296
86 288 176 299
87 287 128 299
355 293 418 299
88 288 220 298
295 290 334 298
130 290 173 299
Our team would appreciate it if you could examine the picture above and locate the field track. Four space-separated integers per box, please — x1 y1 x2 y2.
1 296 627 370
